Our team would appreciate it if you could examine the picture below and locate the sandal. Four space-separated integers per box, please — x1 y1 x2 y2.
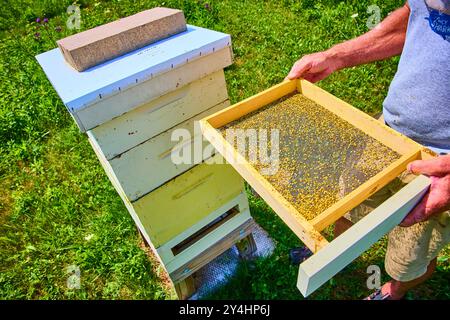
364 288 393 300
289 247 313 265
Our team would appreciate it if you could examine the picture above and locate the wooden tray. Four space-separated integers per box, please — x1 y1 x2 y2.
200 79 435 296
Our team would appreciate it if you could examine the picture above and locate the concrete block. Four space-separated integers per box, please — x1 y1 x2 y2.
57 7 186 71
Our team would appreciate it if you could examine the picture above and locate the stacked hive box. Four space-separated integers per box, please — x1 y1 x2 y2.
37 24 256 298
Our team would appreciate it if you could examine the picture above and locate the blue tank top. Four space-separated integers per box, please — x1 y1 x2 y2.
383 0 450 154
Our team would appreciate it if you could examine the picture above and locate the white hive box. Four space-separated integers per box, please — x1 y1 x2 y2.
36 25 233 132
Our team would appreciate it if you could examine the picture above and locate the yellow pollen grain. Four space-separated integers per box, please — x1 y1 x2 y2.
220 93 400 220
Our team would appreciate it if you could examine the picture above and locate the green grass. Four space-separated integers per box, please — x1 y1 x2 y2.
0 0 449 300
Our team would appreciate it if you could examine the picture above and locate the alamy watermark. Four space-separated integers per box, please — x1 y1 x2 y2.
66 264 81 289
366 265 381 290
367 5 382 30
170 121 280 175
67 5 81 30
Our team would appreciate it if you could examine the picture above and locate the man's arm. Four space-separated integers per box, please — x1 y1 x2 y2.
287 3 410 82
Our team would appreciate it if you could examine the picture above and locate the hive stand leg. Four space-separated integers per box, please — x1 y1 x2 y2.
236 233 257 259
174 275 196 300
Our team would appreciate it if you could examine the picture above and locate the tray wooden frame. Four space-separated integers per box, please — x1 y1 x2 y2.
200 79 434 253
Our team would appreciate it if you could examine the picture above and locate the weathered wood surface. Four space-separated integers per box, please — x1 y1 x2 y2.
174 275 196 300
156 192 249 263
78 47 233 132
236 233 258 259
169 217 255 282
90 139 252 274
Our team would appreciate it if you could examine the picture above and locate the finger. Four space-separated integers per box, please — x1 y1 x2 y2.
287 59 312 80
423 176 450 213
303 68 332 83
400 176 448 227
400 192 429 227
407 156 450 177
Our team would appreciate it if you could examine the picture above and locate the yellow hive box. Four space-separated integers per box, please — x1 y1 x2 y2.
134 155 245 247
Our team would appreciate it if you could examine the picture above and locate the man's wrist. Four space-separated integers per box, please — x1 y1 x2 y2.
323 48 346 72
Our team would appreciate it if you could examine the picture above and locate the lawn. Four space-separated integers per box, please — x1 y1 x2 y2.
0 0 449 300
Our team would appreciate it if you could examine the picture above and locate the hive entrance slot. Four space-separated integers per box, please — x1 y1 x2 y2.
171 205 240 256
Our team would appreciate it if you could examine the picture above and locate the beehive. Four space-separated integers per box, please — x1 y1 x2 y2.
37 20 256 299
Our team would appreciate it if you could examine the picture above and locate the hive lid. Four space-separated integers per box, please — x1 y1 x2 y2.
36 25 231 114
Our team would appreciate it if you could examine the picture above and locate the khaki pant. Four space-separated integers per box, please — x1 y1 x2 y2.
341 114 450 281
344 172 450 281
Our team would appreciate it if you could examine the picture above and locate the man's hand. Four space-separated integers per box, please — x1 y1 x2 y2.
285 51 341 82
285 4 409 82
401 155 450 227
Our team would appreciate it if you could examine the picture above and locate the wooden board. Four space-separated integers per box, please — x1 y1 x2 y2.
133 155 245 247
174 275 196 300
89 70 228 159
57 7 187 71
297 175 430 297
200 79 430 253
88 100 229 202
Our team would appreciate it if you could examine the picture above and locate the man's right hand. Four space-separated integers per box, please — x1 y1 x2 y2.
285 51 341 82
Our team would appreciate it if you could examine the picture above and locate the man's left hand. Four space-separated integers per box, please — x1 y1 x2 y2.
401 154 450 227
